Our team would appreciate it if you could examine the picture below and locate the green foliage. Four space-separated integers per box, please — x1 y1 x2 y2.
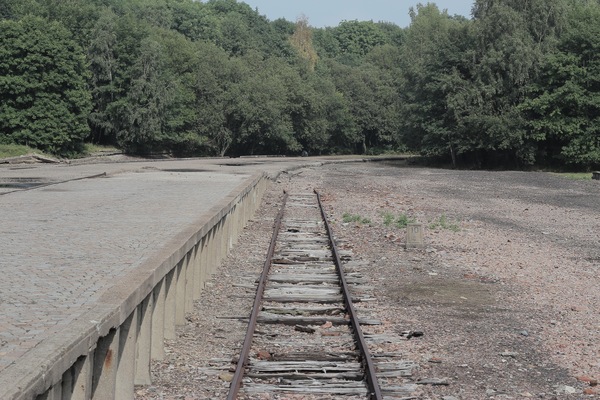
381 211 416 228
382 212 395 227
1 0 598 167
0 15 92 156
342 213 371 224
394 213 416 229
429 214 460 232
0 144 44 158
522 1 600 167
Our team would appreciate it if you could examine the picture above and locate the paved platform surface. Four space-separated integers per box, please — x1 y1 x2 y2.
0 155 383 376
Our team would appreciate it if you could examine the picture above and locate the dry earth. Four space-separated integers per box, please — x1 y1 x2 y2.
136 161 600 400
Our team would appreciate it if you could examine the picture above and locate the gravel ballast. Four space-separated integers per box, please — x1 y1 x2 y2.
136 162 600 399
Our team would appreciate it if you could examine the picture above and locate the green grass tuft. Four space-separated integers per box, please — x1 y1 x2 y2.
395 212 416 228
382 211 395 227
343 213 371 224
429 214 460 232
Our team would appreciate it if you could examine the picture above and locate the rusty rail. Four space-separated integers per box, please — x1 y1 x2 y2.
226 191 289 400
315 189 384 400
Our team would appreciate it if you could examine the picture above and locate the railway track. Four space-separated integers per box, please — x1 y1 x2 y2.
227 190 419 399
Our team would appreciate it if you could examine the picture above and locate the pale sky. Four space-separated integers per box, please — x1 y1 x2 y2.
241 0 474 28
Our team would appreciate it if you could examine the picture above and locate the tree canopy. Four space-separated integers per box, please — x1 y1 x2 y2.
0 0 598 169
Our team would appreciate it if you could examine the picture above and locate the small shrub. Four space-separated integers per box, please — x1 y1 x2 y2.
382 211 395 227
395 213 416 228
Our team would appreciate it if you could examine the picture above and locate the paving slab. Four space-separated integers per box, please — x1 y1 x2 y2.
0 159 262 374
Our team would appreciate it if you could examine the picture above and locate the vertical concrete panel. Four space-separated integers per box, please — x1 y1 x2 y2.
232 201 241 244
214 222 223 271
206 227 216 276
184 251 194 313
223 211 230 252
225 213 232 253
164 269 177 340
175 260 186 325
68 354 93 400
227 208 235 250
199 236 208 292
36 382 62 400
151 279 165 360
91 329 119 400
193 241 203 299
61 366 73 400
134 294 153 386
115 309 138 399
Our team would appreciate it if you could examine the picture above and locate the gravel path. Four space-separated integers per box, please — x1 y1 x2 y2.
136 162 600 399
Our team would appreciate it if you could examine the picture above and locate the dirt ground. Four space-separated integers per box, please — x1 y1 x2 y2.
136 161 600 399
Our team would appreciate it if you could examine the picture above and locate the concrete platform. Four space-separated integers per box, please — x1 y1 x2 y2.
0 156 397 399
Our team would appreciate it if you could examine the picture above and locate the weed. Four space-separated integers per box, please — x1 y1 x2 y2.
382 212 395 227
343 213 371 224
395 213 416 228
429 214 460 232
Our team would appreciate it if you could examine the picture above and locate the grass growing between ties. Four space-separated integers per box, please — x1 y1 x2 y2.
342 212 371 224
429 214 460 232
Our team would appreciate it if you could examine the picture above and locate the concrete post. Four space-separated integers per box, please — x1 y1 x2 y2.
40 382 62 400
214 222 223 271
91 329 119 400
175 261 186 326
163 269 177 340
115 309 137 399
406 223 425 249
151 279 165 361
201 235 207 286
233 201 242 245
194 239 205 299
206 228 216 276
134 294 153 386
61 366 73 400
184 251 194 314
223 211 231 252
68 354 93 400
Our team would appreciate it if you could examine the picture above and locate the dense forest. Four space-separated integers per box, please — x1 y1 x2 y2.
0 0 598 169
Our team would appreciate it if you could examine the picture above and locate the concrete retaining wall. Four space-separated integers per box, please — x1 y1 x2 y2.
0 173 269 400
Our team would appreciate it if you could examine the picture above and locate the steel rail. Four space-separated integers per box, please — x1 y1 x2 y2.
226 191 289 400
315 189 384 400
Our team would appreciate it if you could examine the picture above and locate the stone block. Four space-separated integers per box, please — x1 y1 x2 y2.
406 223 424 249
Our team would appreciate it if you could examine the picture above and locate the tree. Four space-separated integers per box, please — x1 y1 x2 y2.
226 52 298 156
289 15 318 71
334 20 388 58
462 0 567 166
0 15 91 156
523 1 600 167
87 8 120 145
398 4 472 164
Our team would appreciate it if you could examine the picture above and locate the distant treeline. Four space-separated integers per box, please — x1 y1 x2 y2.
0 0 598 168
